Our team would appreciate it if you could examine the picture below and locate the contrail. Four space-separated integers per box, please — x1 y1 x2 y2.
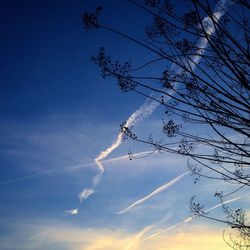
94 98 159 174
0 163 94 186
79 188 94 203
205 192 250 213
181 193 249 224
144 192 250 241
118 171 189 214
27 228 54 242
76 99 160 206
0 150 154 186
0 169 59 185
76 144 159 205
143 223 180 241
124 225 153 250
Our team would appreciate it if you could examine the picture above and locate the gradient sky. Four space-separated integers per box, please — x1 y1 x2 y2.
0 1 249 249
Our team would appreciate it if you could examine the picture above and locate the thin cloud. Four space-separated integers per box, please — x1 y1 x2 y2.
118 171 189 214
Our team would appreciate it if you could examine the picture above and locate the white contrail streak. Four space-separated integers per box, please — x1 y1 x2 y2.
205 192 250 213
94 99 159 173
79 188 94 203
144 192 250 241
0 150 155 186
27 228 54 242
181 193 250 224
143 223 179 241
118 171 189 214
0 169 59 185
77 99 160 205
124 225 153 250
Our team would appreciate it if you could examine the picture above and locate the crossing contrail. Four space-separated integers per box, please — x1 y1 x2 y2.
118 171 189 214
144 192 250 241
94 98 159 174
124 225 153 250
27 228 54 242
0 150 154 186
77 99 160 206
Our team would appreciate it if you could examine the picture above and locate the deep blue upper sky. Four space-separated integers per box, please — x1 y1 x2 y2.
1 0 150 122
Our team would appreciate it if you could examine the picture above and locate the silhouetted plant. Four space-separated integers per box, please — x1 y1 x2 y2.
83 1 250 248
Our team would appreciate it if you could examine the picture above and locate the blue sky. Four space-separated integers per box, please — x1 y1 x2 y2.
0 1 249 249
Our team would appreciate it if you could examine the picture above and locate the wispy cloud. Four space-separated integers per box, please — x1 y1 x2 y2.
118 171 189 214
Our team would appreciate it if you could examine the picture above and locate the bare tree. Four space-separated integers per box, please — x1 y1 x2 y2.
83 0 250 248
